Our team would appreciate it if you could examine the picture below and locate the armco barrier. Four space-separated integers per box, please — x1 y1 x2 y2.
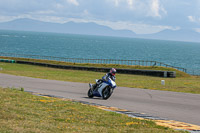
15 60 176 78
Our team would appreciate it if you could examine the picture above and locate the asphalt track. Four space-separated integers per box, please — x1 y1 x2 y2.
0 73 200 125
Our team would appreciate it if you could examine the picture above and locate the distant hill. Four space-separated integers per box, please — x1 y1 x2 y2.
0 18 136 38
139 29 200 42
0 18 200 42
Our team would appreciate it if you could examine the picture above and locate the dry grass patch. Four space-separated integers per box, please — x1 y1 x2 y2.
0 88 186 133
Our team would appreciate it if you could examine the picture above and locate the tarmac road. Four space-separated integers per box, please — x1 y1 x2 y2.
0 73 200 125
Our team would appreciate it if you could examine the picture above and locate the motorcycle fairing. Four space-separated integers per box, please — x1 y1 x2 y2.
97 82 108 96
92 78 116 97
93 90 101 97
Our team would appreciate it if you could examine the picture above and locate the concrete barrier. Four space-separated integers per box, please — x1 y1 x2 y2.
15 60 176 78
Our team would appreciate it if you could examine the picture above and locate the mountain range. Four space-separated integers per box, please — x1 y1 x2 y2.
0 18 200 43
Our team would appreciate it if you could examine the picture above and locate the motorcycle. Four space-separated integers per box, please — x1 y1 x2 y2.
88 77 116 100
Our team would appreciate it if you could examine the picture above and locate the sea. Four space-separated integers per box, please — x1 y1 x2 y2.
0 30 200 75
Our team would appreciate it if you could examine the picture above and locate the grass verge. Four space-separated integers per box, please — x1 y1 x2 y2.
0 56 189 77
0 62 200 94
0 87 185 133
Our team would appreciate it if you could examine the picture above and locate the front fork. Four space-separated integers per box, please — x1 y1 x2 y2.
89 83 93 90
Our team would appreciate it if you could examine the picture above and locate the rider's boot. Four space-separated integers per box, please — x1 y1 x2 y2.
93 80 103 91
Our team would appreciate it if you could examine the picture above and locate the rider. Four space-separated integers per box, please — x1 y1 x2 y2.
91 68 116 90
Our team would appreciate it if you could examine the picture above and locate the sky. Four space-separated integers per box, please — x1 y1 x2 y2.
0 0 200 34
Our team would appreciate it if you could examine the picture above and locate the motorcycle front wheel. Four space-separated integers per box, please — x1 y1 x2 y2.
88 88 94 98
102 87 112 100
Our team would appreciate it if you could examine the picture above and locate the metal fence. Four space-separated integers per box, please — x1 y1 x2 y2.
0 52 187 73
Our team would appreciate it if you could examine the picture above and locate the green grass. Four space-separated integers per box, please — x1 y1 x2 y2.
0 62 200 94
0 56 189 77
0 88 186 133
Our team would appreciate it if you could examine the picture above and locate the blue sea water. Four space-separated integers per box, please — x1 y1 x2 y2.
0 30 200 75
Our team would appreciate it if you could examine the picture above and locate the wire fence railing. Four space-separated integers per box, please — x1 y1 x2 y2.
0 52 187 73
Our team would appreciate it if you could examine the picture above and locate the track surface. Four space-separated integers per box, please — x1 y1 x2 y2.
0 73 200 125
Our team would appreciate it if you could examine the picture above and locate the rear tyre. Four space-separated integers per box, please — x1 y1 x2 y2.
102 87 112 100
88 89 94 98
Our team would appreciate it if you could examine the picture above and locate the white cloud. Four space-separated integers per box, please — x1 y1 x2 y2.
0 16 17 22
113 0 119 7
112 0 136 9
148 0 167 18
0 13 180 34
67 0 79 6
55 3 64 9
110 0 167 18
195 28 200 33
127 0 134 9
0 14 33 22
1 0 199 34
151 0 160 17
160 6 167 15
127 0 133 6
35 16 67 23
188 16 200 24
30 10 56 15
188 16 195 22
188 16 196 22
83 10 89 15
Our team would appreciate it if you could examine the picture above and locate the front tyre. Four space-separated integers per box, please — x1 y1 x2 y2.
88 89 94 98
102 87 112 100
